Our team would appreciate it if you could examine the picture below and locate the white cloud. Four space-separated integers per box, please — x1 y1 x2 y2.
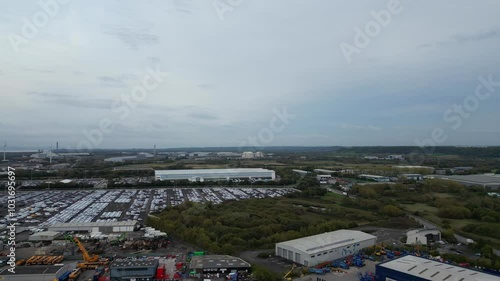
0 0 499 148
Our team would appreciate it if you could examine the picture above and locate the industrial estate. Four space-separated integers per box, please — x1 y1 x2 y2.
3 0 500 279
0 146 499 281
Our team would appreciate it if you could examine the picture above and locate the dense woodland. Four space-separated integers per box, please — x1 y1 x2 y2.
350 180 500 241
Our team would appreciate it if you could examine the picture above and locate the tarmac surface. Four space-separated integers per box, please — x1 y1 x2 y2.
294 260 378 281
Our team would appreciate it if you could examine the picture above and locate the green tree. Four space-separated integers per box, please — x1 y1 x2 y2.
382 205 403 217
252 265 281 281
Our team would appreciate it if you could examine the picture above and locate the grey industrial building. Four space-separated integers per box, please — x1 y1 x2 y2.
155 168 276 182
48 221 138 234
0 264 75 281
400 174 424 181
189 255 251 277
313 169 336 174
28 231 61 241
433 174 500 190
293 169 310 176
358 174 391 182
275 230 376 267
110 259 159 281
376 255 499 281
406 229 441 245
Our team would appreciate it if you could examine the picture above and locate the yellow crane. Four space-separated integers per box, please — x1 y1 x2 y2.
73 237 100 262
68 236 109 269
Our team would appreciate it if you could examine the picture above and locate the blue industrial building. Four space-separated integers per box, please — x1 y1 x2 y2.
376 255 500 281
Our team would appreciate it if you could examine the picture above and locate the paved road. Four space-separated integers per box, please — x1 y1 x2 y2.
408 215 470 243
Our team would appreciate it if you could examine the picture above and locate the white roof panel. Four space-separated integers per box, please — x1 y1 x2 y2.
276 230 376 254
378 255 500 281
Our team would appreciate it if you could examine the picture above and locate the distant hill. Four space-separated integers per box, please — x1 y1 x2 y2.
51 146 500 158
336 146 500 158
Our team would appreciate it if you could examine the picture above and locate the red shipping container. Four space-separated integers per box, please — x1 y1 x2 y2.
156 267 165 279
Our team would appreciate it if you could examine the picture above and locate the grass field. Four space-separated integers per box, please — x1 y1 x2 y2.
322 191 345 200
401 203 439 214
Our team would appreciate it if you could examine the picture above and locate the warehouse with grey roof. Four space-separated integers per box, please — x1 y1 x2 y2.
275 230 376 267
434 174 500 190
48 221 138 233
189 255 251 276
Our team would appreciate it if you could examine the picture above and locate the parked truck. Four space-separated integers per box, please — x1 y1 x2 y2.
53 270 71 281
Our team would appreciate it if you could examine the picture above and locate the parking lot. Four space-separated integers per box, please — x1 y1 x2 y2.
240 250 378 281
293 260 378 281
0 188 295 230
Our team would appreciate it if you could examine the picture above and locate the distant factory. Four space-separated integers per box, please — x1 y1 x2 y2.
241 151 264 159
104 152 155 163
358 174 391 182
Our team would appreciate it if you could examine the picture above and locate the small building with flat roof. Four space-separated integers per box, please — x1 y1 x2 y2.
0 264 75 281
313 169 336 174
189 255 251 276
400 174 424 181
358 174 391 182
292 170 310 176
48 221 137 234
275 230 376 267
110 259 159 281
406 229 441 245
376 255 500 281
29 231 61 241
316 175 332 183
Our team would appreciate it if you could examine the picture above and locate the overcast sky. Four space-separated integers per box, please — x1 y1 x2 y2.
1 0 499 150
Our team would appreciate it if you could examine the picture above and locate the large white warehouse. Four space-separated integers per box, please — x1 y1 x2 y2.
155 168 276 182
275 230 376 267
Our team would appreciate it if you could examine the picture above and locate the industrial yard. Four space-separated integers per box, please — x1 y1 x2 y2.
1 147 500 281
0 186 297 280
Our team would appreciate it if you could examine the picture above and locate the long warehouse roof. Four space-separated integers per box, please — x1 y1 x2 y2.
377 255 499 281
50 221 137 227
155 168 274 175
276 230 376 253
